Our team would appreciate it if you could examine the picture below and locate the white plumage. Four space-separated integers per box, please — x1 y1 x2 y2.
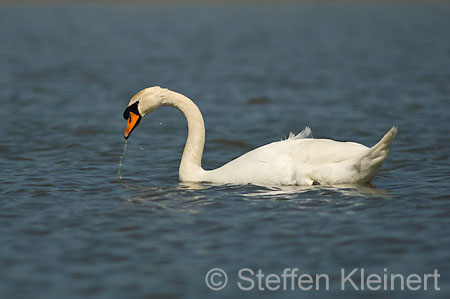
123 86 397 186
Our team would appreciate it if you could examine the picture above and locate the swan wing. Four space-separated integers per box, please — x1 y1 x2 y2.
308 126 398 184
206 127 396 185
207 128 369 185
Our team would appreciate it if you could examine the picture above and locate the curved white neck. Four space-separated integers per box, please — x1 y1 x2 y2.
161 90 206 181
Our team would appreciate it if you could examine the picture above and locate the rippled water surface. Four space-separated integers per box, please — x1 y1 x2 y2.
1 2 449 299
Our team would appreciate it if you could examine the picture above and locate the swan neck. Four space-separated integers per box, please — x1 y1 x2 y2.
162 90 205 180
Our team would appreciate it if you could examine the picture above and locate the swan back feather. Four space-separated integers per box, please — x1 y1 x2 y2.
287 126 312 140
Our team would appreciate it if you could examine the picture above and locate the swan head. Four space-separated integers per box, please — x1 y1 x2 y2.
123 86 166 139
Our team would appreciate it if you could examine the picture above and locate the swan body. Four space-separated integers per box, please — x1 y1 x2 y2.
123 86 397 186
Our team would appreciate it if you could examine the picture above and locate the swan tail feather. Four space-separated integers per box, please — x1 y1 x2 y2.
351 126 397 183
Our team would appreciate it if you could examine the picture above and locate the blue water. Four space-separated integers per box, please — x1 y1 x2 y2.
0 2 449 299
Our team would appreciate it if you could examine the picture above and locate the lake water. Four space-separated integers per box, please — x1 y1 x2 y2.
0 2 449 299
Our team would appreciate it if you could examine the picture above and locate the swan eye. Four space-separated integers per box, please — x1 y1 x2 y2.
123 108 130 120
123 101 140 120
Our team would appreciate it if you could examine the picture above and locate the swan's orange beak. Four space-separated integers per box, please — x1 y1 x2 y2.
124 111 141 139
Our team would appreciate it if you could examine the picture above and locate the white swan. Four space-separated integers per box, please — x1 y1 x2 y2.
123 86 397 186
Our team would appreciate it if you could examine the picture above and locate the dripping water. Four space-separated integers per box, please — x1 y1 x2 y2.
118 140 128 181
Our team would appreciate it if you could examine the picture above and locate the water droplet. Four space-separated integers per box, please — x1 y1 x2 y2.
140 145 144 150
118 140 128 180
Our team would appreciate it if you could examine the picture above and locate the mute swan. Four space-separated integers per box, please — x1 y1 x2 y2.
123 86 397 186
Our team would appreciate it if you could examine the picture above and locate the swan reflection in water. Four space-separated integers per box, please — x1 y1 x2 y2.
121 181 388 205
178 182 389 198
